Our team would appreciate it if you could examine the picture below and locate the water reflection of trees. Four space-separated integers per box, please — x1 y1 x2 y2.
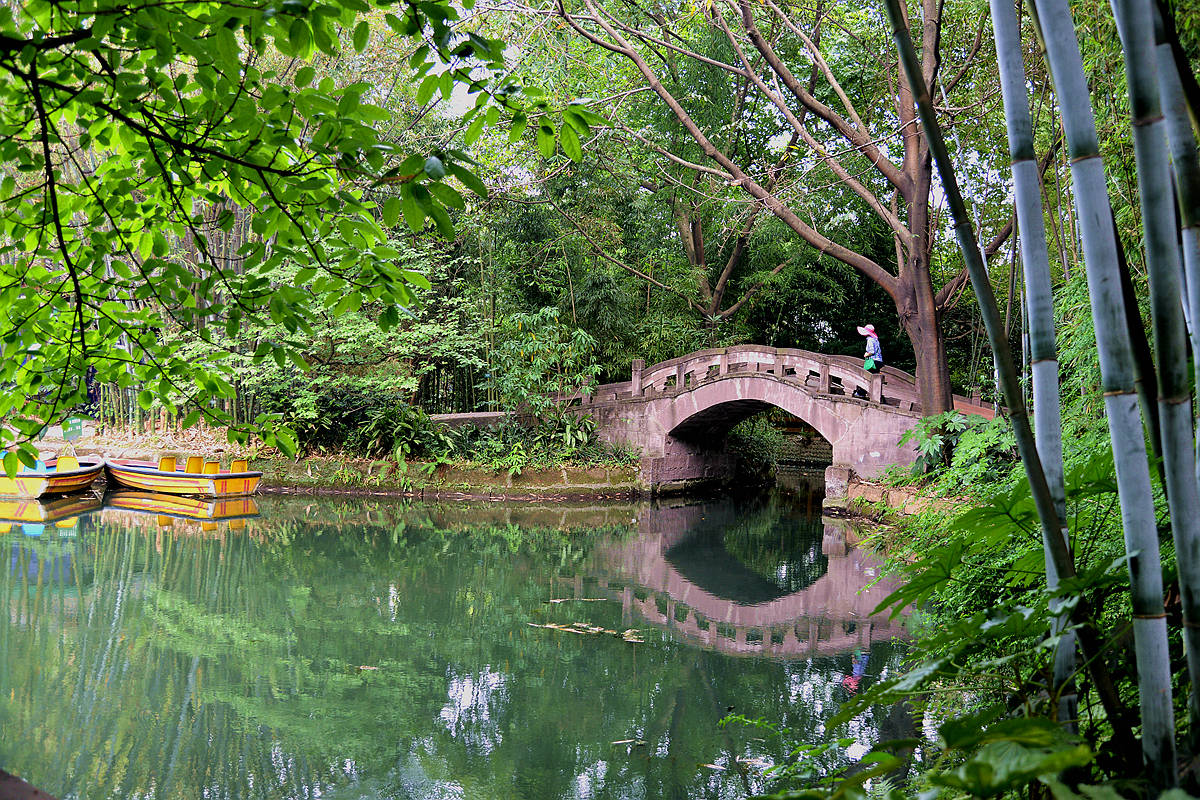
1 498 908 800
690 494 828 595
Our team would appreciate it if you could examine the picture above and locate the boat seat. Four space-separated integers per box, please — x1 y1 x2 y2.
185 456 203 474
203 461 220 475
56 456 79 472
227 459 250 494
158 456 177 472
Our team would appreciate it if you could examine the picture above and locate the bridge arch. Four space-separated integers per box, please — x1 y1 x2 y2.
654 373 850 448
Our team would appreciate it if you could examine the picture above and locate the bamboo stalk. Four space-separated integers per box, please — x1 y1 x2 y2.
882 0 1071 599
990 0 1076 727
1114 216 1166 476
1146 0 1200 753
1033 0 1177 784
1154 6 1200 486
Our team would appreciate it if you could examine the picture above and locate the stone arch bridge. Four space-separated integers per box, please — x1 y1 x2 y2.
564 345 991 493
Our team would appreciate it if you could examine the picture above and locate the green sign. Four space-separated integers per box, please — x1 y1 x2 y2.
63 417 83 442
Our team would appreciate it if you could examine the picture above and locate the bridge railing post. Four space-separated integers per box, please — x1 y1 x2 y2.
718 350 729 376
775 351 787 378
673 363 685 391
631 358 644 397
818 363 830 393
869 372 883 403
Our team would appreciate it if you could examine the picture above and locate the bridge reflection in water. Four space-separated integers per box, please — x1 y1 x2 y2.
565 499 909 659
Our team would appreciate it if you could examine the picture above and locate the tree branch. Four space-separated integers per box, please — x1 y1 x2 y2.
558 0 899 296
736 0 909 192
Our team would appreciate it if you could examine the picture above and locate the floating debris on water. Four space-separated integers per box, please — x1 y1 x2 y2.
527 622 644 643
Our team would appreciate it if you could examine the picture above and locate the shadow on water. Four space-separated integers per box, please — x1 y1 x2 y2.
0 490 911 800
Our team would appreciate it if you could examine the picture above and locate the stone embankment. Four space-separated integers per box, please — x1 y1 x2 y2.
824 471 959 517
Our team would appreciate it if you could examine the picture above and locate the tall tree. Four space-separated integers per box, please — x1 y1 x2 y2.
519 0 1021 413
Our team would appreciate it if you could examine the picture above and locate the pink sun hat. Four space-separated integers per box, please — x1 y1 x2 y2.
856 324 877 337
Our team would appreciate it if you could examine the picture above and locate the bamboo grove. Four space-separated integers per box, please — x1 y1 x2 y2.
877 0 1200 792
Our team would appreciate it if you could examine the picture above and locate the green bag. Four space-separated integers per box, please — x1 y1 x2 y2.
863 357 876 371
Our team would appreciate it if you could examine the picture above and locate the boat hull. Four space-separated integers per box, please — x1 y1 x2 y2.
105 459 262 496
0 459 104 499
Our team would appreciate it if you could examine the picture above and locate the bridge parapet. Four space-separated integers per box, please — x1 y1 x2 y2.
571 345 921 412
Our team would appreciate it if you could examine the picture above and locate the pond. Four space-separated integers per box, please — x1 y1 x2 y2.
0 491 911 799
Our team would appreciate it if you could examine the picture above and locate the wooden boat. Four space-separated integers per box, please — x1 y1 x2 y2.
104 490 259 522
105 456 262 497
0 456 104 499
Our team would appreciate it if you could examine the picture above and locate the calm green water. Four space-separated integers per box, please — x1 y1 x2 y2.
0 492 910 800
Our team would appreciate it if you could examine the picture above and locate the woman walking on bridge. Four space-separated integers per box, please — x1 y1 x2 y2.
858 324 883 373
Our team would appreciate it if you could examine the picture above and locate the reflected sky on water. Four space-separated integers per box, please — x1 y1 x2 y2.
0 492 910 800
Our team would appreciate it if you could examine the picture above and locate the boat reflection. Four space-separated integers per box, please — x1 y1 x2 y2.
0 493 102 539
103 491 259 533
574 501 908 659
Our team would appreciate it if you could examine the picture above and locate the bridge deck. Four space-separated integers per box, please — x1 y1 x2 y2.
569 345 991 419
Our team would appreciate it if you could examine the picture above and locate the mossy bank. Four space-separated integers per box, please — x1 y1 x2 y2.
254 457 646 499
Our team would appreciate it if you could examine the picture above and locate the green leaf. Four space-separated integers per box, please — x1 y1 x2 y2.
447 163 487 198
931 742 1092 798
401 194 426 231
429 202 454 238
400 269 431 290
353 21 370 52
408 44 430 69
537 122 556 158
274 427 298 458
464 114 485 145
287 18 312 55
424 155 446 179
416 74 438 106
559 121 582 162
510 111 528 143
428 182 464 210
383 196 401 227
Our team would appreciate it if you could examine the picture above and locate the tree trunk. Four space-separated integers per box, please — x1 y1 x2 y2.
902 305 953 414
897 264 954 414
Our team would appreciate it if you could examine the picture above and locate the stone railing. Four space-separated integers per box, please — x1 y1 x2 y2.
567 345 923 411
552 344 995 421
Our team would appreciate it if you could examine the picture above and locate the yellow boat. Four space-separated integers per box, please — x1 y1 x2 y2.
104 490 259 522
105 456 262 497
0 456 104 499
